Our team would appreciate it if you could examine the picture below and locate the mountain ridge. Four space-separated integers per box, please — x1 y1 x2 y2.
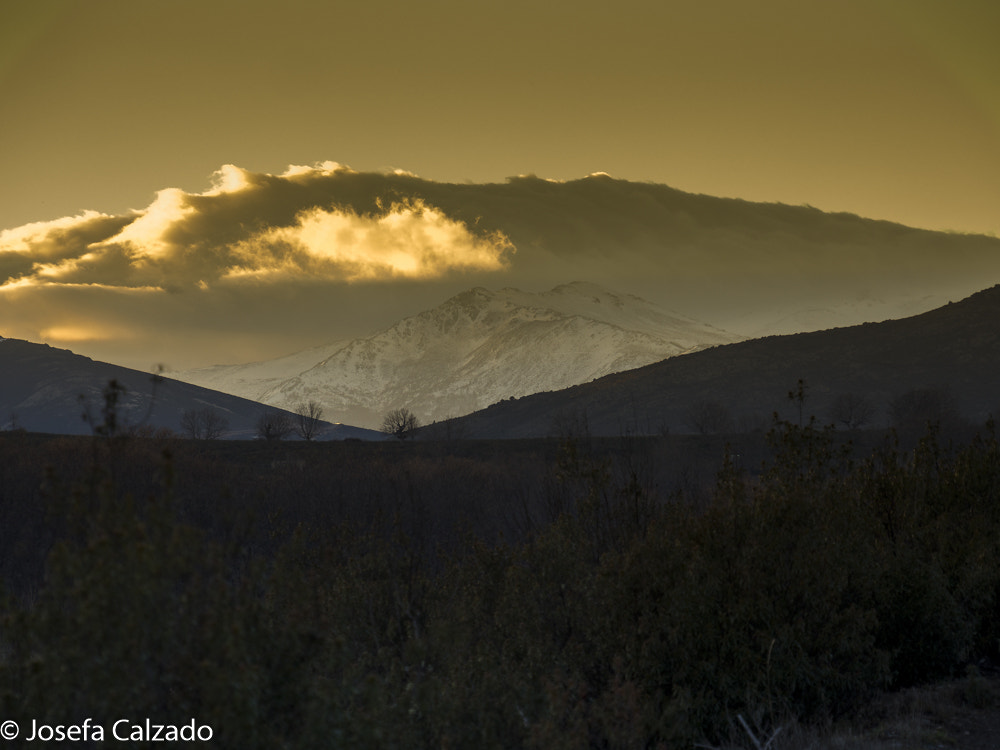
173 282 742 428
437 283 1000 439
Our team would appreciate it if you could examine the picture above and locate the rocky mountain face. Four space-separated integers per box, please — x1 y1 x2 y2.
173 282 742 428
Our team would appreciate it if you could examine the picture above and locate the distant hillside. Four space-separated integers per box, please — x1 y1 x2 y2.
174 282 741 428
0 338 380 439
440 284 1000 438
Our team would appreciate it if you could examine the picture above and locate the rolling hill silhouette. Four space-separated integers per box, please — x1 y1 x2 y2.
0 338 378 439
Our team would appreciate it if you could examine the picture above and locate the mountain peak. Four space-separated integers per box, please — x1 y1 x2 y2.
551 281 612 295
549 281 627 306
173 283 741 428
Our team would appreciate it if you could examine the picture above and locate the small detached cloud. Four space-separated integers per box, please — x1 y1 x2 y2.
0 163 514 293
228 199 512 283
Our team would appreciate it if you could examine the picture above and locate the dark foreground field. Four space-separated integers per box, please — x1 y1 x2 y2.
1 417 999 748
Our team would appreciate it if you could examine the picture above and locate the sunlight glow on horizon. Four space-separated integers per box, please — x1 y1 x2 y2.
39 324 133 344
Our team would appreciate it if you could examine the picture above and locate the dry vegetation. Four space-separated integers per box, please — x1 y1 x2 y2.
0 406 999 748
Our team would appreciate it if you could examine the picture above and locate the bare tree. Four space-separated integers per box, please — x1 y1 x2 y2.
295 400 325 440
787 378 808 427
202 408 229 440
180 407 229 440
80 379 126 438
381 407 420 440
829 392 876 430
256 410 294 441
180 409 201 439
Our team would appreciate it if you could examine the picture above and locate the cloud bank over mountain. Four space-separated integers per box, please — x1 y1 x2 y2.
2 162 999 370
0 164 517 367
1 163 513 290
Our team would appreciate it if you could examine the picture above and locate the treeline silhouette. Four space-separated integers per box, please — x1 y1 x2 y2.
0 414 998 747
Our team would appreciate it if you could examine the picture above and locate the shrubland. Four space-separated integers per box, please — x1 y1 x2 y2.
0 413 998 748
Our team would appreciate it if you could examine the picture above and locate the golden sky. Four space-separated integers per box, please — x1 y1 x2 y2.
2 0 997 235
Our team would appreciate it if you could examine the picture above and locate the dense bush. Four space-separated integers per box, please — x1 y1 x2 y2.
0 417 998 747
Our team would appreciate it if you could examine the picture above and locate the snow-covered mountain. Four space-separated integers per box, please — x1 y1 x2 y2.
173 282 741 429
169 341 348 406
